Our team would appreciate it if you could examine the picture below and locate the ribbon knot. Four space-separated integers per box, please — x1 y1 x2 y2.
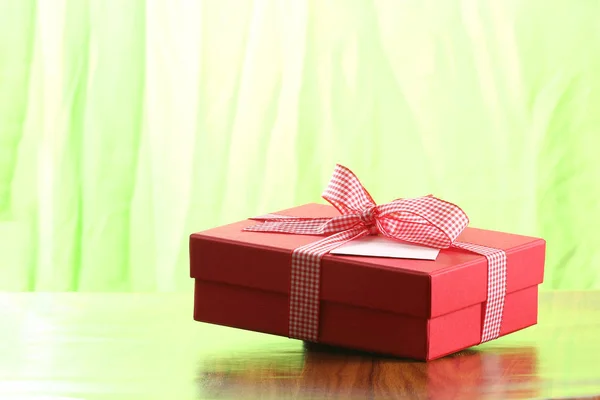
359 206 378 235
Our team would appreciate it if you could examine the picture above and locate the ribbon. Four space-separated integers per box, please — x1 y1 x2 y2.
244 165 507 344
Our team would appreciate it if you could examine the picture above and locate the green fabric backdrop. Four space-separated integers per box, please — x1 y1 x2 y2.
1 0 599 292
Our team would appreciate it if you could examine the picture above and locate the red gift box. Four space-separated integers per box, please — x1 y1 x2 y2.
189 201 545 361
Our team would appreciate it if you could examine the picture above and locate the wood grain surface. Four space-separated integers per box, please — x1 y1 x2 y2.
0 291 598 399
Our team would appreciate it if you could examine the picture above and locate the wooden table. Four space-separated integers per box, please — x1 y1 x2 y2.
0 291 598 399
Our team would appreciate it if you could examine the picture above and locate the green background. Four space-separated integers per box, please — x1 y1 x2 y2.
1 0 599 292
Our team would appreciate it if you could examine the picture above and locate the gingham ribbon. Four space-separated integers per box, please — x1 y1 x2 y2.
244 165 507 344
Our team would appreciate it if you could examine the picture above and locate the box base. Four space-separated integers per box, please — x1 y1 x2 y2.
193 280 538 361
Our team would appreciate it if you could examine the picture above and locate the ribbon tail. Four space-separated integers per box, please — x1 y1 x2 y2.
453 241 507 343
245 213 366 236
289 226 369 341
244 216 334 235
249 213 302 221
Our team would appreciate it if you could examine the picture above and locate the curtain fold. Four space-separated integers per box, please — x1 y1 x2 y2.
1 0 599 291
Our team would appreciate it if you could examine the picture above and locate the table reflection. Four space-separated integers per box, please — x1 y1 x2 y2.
425 347 539 399
197 342 539 399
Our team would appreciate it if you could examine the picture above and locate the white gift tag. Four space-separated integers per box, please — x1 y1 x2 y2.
330 235 439 260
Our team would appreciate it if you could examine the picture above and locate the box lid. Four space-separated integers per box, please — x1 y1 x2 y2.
190 203 545 319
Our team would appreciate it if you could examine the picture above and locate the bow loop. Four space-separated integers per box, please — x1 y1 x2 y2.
322 164 376 215
375 196 469 248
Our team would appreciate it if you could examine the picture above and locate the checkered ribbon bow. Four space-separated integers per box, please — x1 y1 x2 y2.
245 164 507 344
